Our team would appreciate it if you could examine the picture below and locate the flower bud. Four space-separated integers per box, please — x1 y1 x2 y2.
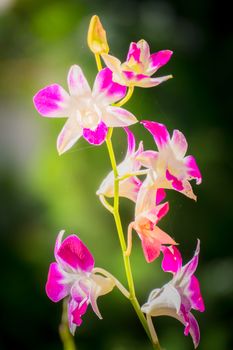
87 15 109 54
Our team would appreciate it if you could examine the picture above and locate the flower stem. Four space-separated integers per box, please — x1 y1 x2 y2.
105 129 161 350
59 299 76 350
95 53 102 71
114 86 134 107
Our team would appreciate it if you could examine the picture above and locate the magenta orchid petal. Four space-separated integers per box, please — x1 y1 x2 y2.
56 234 95 272
33 84 70 117
156 201 169 221
82 121 108 145
188 276 205 312
171 129 188 159
156 188 166 205
93 67 126 104
161 245 182 275
181 240 200 281
103 106 137 127
127 42 141 62
45 262 70 302
148 50 173 74
124 127 136 156
72 300 89 326
141 121 170 149
67 65 91 96
166 170 184 191
141 236 161 263
187 311 201 348
184 155 202 184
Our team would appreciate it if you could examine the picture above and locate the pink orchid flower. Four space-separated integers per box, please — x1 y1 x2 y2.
139 121 202 200
101 39 173 88
33 66 137 154
46 230 116 334
141 241 205 348
96 127 144 205
126 174 176 263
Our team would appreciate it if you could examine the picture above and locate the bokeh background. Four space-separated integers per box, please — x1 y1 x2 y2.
0 0 232 349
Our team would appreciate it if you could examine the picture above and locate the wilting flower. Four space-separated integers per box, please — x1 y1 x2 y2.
87 15 109 55
126 174 176 262
138 121 202 200
96 127 143 205
46 230 116 334
101 39 173 88
33 66 137 154
141 241 205 348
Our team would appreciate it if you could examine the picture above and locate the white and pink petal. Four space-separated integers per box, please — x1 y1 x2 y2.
57 118 82 155
56 234 95 273
103 106 137 127
45 262 70 302
141 121 170 150
93 67 126 104
67 65 91 97
33 84 70 117
184 155 202 184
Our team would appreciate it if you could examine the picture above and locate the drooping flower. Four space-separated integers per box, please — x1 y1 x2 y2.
46 230 116 334
138 121 202 200
126 174 176 262
87 15 109 55
96 127 144 205
141 241 205 348
101 39 173 88
33 66 137 154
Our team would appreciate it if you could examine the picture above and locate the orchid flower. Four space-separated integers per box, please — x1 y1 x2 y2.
139 121 202 200
101 39 173 88
96 127 144 207
46 230 128 334
126 174 176 262
141 241 205 348
33 66 137 154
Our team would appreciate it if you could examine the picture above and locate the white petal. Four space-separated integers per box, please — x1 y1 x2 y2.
103 106 137 127
67 65 91 97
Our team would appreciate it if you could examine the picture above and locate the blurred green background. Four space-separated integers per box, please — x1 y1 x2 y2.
0 0 232 349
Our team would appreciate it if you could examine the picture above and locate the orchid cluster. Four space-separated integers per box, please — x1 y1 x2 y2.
33 15 204 349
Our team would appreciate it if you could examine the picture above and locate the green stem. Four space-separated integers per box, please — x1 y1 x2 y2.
59 299 76 350
113 86 134 107
105 130 161 350
95 53 102 71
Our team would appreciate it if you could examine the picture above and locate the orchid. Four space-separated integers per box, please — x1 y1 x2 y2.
139 121 202 200
46 230 124 334
101 39 173 88
97 127 144 208
141 241 205 348
126 174 176 263
33 65 137 154
34 15 205 350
